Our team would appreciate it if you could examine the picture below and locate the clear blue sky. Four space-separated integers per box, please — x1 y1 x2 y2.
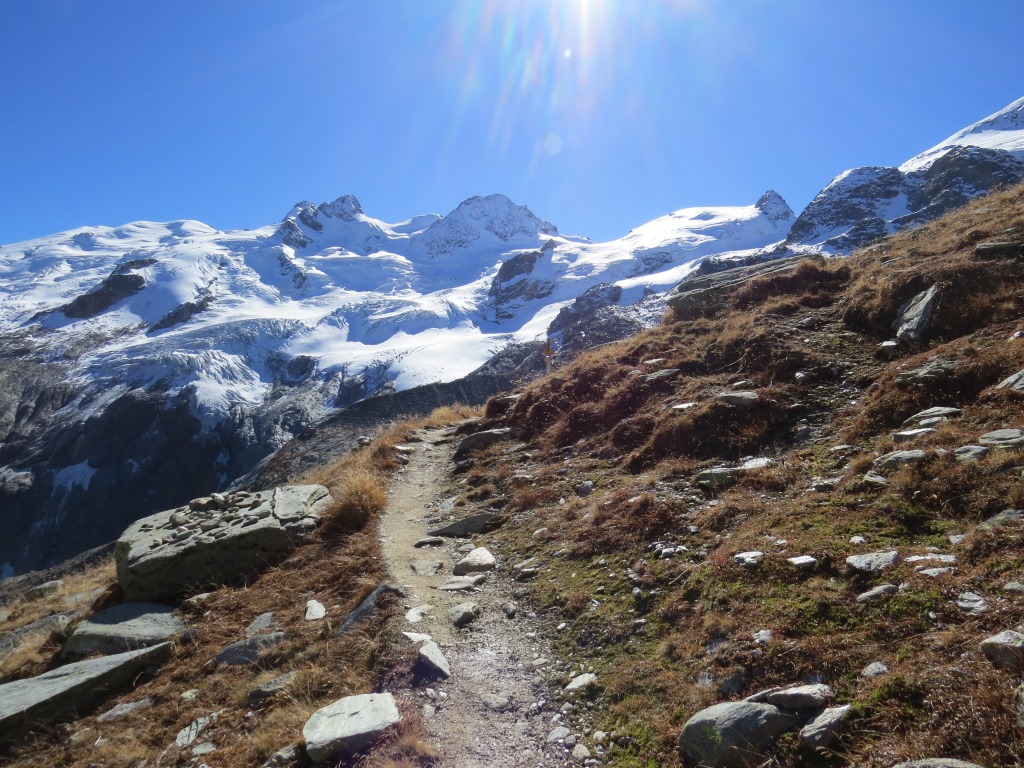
2 0 1023 246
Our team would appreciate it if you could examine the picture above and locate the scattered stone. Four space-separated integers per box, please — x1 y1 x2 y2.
752 630 773 645
176 711 219 747
405 605 431 623
980 630 1024 671
893 428 936 443
956 591 987 615
643 368 680 382
862 471 889 487
547 726 572 743
302 693 401 762
305 600 326 621
978 508 1024 532
410 560 443 576
672 402 698 411
907 553 957 565
453 547 496 575
245 612 276 636
480 693 511 712
214 632 285 666
895 358 957 384
248 671 298 706
954 445 990 462
735 551 764 567
892 760 986 768
337 583 404 635
574 480 595 497
850 535 868 545
809 477 841 492
903 407 962 426
975 241 1024 259
428 513 506 538
572 744 592 760
787 555 817 569
799 704 851 749
260 743 304 768
716 391 760 407
438 575 487 591
697 467 741 489
874 449 927 469
847 551 899 573
450 602 482 628
918 567 953 578
679 701 800 768
96 697 154 722
879 340 900 358
116 485 331 601
0 642 172 741
978 428 1024 449
417 640 451 679
893 285 939 347
502 603 517 618
565 673 597 692
1004 581 1024 593
413 536 445 548
25 580 65 601
62 602 185 657
861 661 889 678
453 428 512 458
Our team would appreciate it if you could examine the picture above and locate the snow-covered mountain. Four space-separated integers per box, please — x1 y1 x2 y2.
0 190 793 574
785 96 1024 253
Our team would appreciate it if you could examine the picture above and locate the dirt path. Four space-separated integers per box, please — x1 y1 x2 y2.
380 426 569 767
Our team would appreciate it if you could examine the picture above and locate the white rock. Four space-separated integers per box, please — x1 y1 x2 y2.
452 547 496 576
787 555 817 569
565 673 597 692
305 600 326 621
735 551 764 567
417 640 451 679
846 551 899 573
799 704 851 748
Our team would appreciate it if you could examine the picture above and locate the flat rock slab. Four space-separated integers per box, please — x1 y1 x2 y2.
115 485 332 601
410 560 443 576
857 584 898 603
679 701 800 768
336 583 403 635
62 602 184 657
874 450 927 469
417 640 451 679
998 369 1024 391
96 697 154 722
303 693 401 762
892 761 986 768
978 428 1024 449
214 632 285 666
954 445 989 462
761 683 833 710
248 671 298 706
413 536 445 548
438 575 487 591
453 547 496 575
846 551 900 573
980 629 1024 671
428 513 506 538
0 642 171 741
799 704 851 748
453 428 512 457
716 391 760 407
565 673 597 691
903 407 962 426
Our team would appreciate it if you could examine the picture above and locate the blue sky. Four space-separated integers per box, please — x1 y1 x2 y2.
1 0 1023 246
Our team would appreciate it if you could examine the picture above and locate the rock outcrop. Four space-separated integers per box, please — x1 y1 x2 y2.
115 486 331 601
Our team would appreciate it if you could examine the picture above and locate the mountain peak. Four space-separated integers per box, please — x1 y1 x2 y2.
755 189 794 224
318 194 364 221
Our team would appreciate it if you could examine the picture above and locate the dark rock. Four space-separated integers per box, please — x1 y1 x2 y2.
336 583 403 635
214 632 286 666
428 513 507 537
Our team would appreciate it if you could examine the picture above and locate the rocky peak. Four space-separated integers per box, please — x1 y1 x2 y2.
415 194 558 257
317 194 364 221
755 189 795 225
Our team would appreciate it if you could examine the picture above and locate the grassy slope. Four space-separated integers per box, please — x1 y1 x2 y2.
452 183 1024 767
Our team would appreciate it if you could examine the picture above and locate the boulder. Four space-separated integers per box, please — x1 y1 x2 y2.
903 407 962 425
0 642 171 741
450 602 482 628
799 704 851 749
439 575 487 591
978 428 1024 449
846 551 900 573
716 391 760 408
997 369 1024 392
115 485 332 601
893 285 939 347
417 640 451 679
62 602 185 657
679 701 800 767
874 450 927 469
980 630 1024 671
302 693 401 762
453 547 496 575
453 428 512 457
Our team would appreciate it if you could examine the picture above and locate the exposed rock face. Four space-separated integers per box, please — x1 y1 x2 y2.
302 693 401 762
894 285 940 347
115 486 331 601
666 257 802 319
60 273 147 319
0 642 172 741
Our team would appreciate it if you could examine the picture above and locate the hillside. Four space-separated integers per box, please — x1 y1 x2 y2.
1 182 1023 767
